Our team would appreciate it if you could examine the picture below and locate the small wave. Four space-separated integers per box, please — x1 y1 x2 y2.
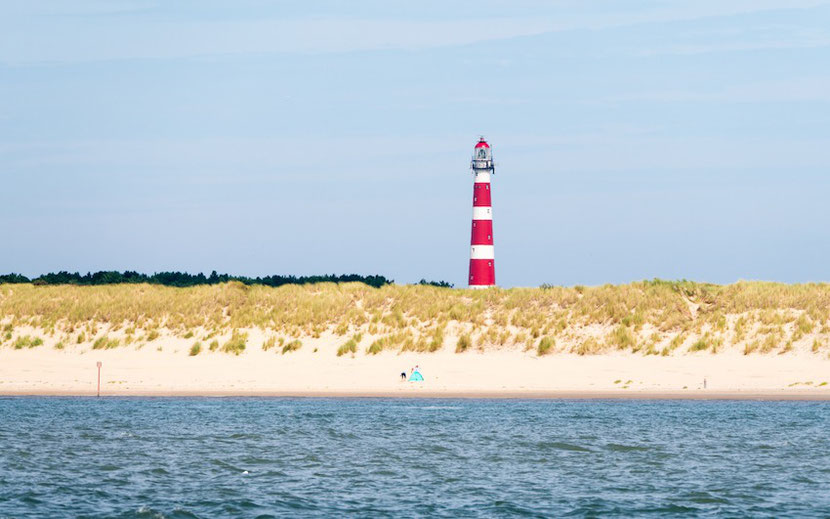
538 441 592 453
130 506 200 519
210 459 246 473
686 491 730 505
638 504 701 514
604 443 650 452
132 506 166 519
228 433 262 440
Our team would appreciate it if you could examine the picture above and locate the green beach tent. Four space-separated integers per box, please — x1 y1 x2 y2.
409 370 424 382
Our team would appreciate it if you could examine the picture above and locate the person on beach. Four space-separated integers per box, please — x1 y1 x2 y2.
408 365 424 382
400 371 407 381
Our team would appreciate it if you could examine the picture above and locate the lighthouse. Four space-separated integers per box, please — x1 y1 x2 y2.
469 137 496 288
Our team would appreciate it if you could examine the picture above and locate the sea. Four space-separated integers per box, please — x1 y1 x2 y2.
1 397 829 518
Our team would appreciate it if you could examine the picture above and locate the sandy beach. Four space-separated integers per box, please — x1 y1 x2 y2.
2 334 829 399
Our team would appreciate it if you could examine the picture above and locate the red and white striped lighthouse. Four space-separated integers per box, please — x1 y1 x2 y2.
469 137 495 288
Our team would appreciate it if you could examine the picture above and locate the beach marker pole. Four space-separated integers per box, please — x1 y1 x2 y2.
96 361 102 397
469 137 496 288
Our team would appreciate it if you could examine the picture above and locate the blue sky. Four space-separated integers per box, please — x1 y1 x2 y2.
1 1 829 287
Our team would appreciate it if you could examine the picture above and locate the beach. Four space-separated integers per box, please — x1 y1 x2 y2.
2 333 829 398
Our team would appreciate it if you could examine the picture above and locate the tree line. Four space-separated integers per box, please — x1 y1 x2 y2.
0 271 393 288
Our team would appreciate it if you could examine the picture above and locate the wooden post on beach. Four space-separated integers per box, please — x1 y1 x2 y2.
96 361 102 397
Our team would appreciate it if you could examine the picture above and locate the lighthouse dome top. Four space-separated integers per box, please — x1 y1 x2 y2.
471 137 494 173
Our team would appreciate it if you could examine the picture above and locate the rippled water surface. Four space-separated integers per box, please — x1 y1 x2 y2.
1 398 829 518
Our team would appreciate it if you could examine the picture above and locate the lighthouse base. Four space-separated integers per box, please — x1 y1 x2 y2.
468 259 495 288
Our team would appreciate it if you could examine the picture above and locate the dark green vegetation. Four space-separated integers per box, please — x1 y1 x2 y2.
0 271 392 288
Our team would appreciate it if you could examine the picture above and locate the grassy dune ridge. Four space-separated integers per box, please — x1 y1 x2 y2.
1 280 829 356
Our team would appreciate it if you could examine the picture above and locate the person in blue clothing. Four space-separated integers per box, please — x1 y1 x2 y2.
409 365 424 382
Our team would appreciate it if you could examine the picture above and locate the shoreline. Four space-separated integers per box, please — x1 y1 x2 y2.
3 389 830 400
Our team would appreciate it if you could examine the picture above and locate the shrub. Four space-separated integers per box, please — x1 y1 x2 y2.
334 321 349 336
689 337 708 352
796 314 814 335
76 332 85 344
54 341 65 350
733 316 747 342
744 340 760 355
282 339 302 354
367 338 385 355
456 334 472 353
209 340 219 351
537 336 555 356
609 325 635 350
183 330 194 339
760 334 778 353
262 336 277 351
221 331 247 355
189 342 202 356
337 339 357 357
92 336 120 350
669 334 685 351
574 337 602 355
146 330 160 342
13 335 43 349
426 326 445 352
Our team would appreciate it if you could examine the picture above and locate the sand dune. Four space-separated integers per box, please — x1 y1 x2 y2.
2 282 830 398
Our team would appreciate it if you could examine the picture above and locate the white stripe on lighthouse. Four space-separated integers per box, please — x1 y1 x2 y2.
470 245 495 259
474 172 491 183
472 207 492 220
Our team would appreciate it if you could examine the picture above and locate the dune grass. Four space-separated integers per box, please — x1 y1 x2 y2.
1 280 829 356
282 339 302 354
92 336 120 350
13 335 43 349
537 336 555 356
455 334 472 353
221 331 247 355
337 333 362 357
337 339 358 357
261 336 277 352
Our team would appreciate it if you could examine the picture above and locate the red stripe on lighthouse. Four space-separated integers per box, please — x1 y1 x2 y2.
471 220 493 245
472 183 491 206
469 259 495 285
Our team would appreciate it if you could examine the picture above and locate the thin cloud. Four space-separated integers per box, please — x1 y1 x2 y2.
1 1 828 64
